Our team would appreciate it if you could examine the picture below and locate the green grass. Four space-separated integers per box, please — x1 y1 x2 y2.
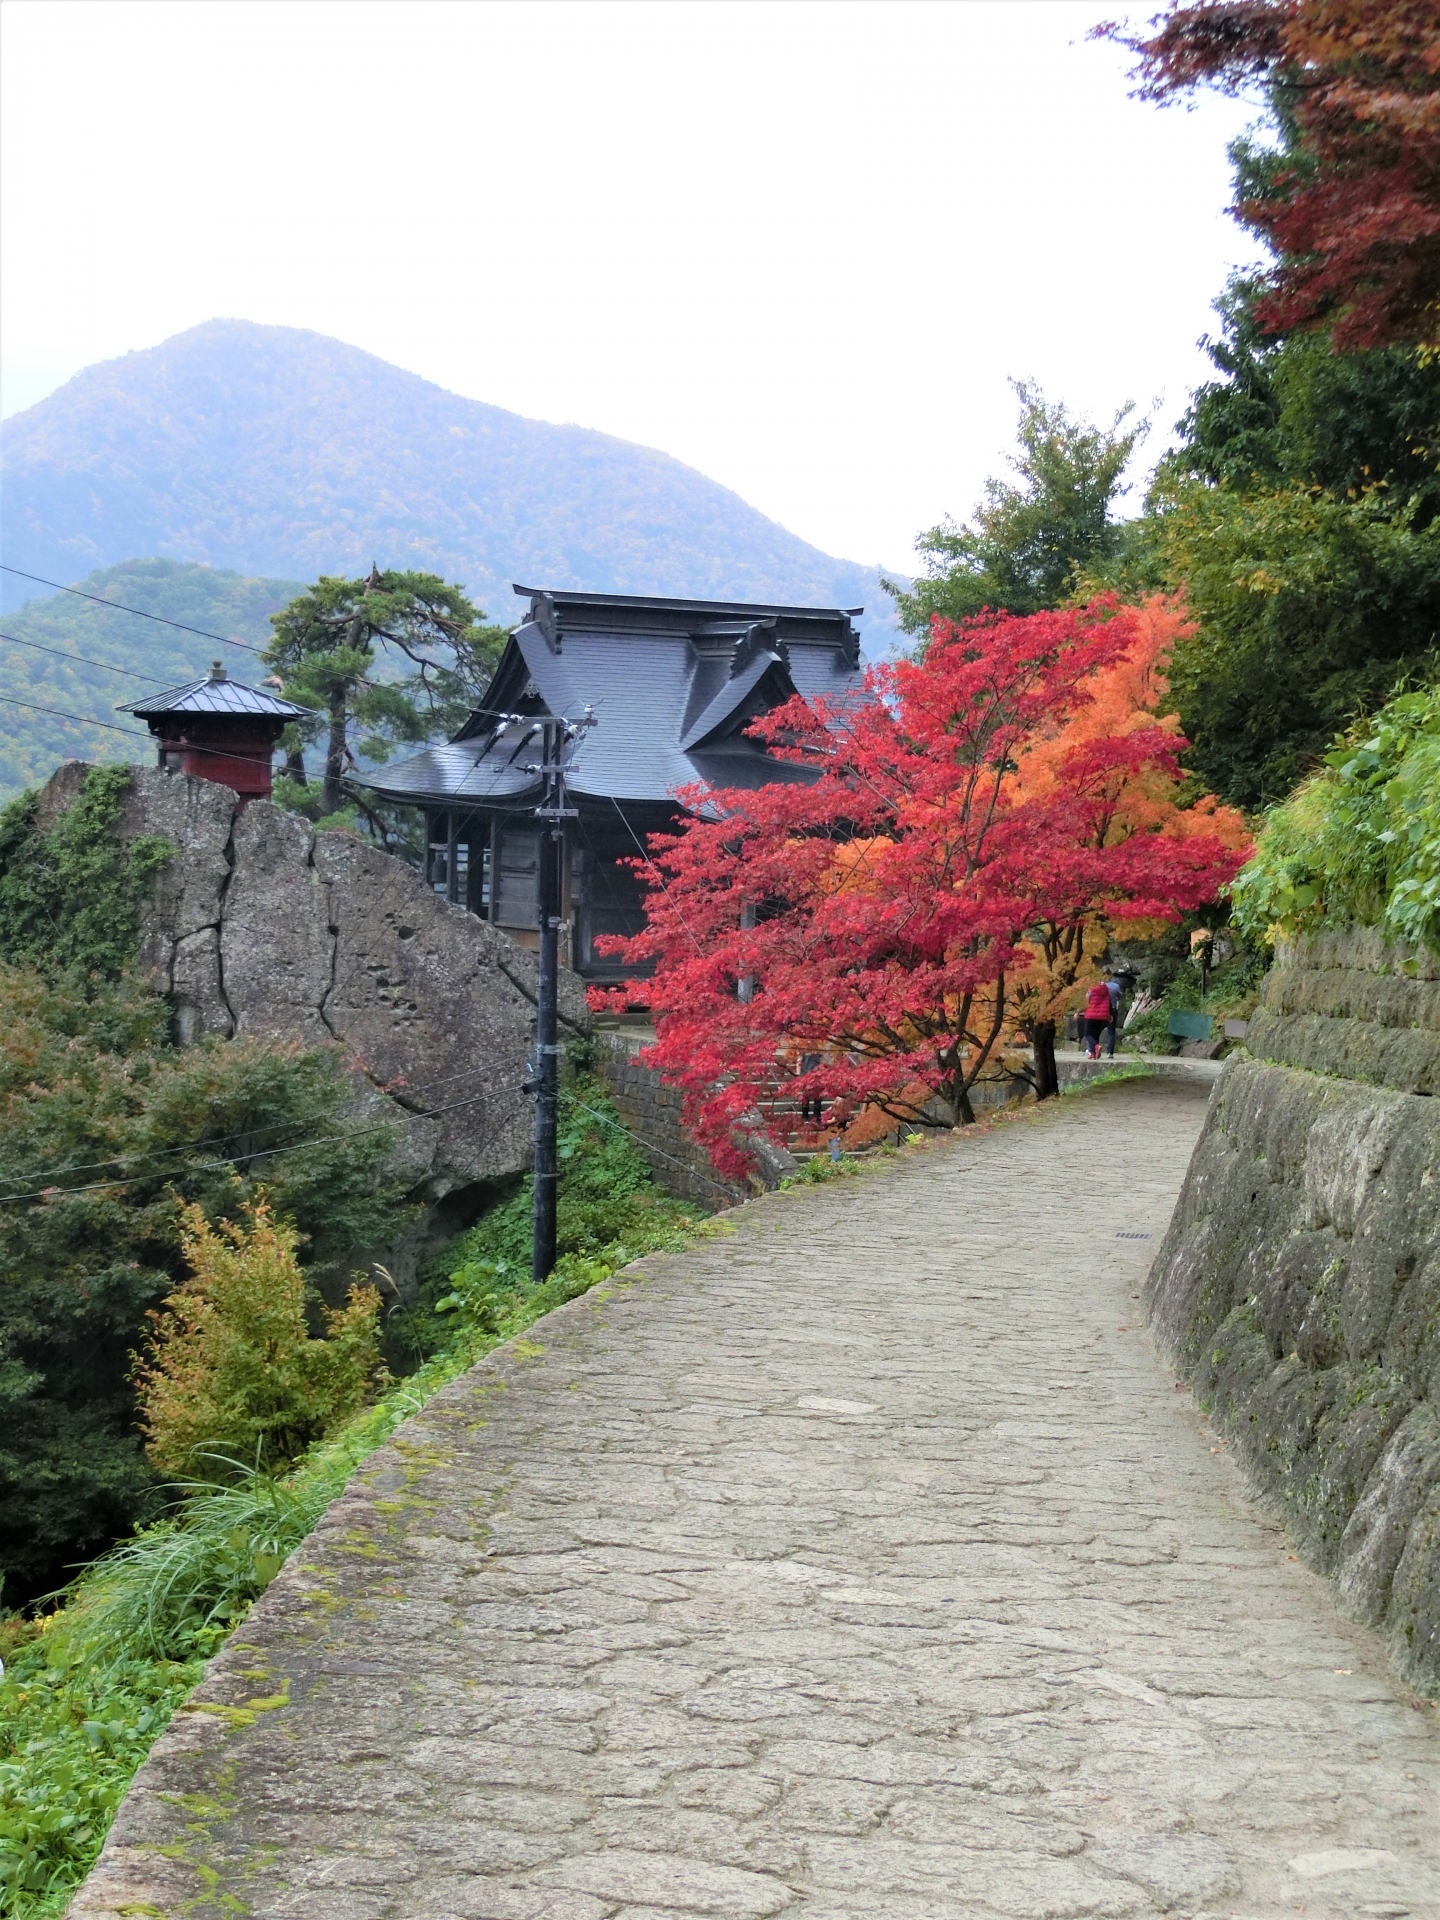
0 1066 704 1917
1059 1061 1154 1094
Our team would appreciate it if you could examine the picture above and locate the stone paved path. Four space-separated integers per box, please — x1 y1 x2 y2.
75 1079 1439 1920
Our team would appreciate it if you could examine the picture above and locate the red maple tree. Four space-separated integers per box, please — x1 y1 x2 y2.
1001 597 1250 1076
591 601 1248 1181
1099 1 1440 352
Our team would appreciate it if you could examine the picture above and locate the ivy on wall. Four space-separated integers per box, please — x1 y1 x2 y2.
0 767 174 979
1231 686 1440 954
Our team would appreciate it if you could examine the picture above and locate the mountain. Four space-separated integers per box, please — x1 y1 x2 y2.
0 559 305 801
0 320 898 640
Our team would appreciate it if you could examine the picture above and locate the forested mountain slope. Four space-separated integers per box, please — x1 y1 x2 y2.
0 559 304 799
0 320 893 638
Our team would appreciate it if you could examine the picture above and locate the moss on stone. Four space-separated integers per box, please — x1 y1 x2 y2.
1148 1000 1440 1692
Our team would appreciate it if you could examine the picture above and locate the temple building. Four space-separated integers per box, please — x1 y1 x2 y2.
362 587 867 982
120 662 315 803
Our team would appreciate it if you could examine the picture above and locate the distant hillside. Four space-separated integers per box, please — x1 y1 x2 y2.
0 559 304 801
0 320 898 644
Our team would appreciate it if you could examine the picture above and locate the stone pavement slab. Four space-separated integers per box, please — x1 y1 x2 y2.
71 1078 1439 1919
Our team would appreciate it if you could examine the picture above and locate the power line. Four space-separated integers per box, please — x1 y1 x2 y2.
0 692 272 778
608 795 705 957
0 629 172 685
0 691 153 743
0 1083 522 1206
559 1087 734 1197
0 690 323 782
0 566 269 656
1 1060 507 1189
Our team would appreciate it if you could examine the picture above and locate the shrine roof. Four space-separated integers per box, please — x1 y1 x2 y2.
119 664 315 720
361 586 867 813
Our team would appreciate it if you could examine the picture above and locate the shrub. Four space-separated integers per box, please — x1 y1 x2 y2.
1231 684 1440 952
417 1072 702 1345
0 766 173 980
134 1202 386 1477
0 1061 706 1916
0 1627 198 1917
0 1455 365 1915
0 966 414 1603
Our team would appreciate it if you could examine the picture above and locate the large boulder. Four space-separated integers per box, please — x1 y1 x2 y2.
44 765 588 1223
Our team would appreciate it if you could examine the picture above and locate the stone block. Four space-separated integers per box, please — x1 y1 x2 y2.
592 1032 742 1206
1147 1042 1440 1692
1336 1403 1440 1626
1250 931 1440 1096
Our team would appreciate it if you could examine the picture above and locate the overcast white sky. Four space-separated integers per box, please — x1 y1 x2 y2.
0 0 1261 576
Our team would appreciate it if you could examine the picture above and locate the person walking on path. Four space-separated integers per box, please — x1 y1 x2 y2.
1083 979 1113 1059
1102 967 1134 1058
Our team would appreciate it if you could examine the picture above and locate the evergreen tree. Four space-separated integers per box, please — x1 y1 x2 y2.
1176 278 1440 516
1151 278 1440 810
1099 1 1440 810
265 568 506 816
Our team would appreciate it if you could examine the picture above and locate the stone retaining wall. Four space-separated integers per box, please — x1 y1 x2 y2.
1147 928 1440 1692
591 1029 745 1207
1247 927 1440 1095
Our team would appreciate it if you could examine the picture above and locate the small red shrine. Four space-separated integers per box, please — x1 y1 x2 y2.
120 662 315 802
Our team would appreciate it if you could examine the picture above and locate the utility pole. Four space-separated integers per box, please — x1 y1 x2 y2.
528 708 593 1283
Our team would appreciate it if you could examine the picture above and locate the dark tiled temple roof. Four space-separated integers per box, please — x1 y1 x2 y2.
363 587 867 812
119 664 315 720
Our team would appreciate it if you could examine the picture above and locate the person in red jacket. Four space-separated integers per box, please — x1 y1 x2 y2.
1082 980 1114 1059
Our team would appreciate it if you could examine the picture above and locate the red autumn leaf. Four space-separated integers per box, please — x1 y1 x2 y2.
587 599 1249 1181
1097 0 1440 351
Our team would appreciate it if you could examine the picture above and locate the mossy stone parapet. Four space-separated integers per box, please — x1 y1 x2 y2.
1248 929 1440 1095
1148 928 1440 1693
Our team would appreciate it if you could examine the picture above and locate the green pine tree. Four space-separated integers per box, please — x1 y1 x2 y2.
265 567 507 816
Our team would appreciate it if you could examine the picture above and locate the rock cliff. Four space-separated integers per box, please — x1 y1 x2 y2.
1147 929 1440 1693
43 763 589 1260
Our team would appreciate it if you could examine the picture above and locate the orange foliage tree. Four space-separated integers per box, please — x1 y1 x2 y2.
1004 597 1250 1074
593 599 1248 1172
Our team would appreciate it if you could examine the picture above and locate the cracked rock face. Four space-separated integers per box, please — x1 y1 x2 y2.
55 765 587 1210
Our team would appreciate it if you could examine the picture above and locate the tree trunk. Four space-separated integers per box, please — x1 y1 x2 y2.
1033 1019 1059 1101
319 693 348 815
319 604 368 816
954 1083 977 1126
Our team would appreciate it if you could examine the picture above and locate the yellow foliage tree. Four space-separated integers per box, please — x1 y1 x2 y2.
134 1200 385 1477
